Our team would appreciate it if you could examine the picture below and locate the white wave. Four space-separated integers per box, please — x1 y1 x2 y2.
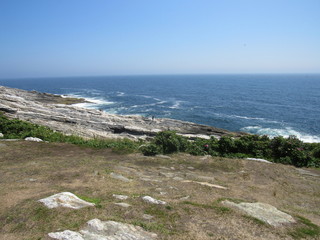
65 94 114 109
169 100 183 109
217 114 280 124
231 115 266 121
138 95 153 99
240 126 320 143
116 92 125 96
130 101 167 109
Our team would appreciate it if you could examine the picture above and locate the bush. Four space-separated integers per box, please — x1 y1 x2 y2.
187 138 210 156
154 131 188 154
140 144 160 156
2 112 320 168
312 146 320 159
218 136 236 153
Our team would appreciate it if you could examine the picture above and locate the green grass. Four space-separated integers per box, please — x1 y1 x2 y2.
77 195 103 208
0 112 141 153
289 216 320 239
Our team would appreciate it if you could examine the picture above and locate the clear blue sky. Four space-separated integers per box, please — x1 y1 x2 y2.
0 0 319 78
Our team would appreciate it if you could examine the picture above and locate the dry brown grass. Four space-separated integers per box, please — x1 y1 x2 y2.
0 141 320 239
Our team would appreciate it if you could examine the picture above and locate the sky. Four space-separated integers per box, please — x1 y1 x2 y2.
0 0 319 78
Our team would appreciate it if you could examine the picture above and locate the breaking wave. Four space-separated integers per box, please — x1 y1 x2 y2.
240 126 320 143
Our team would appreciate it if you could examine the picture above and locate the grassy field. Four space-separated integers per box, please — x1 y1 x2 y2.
1 140 320 239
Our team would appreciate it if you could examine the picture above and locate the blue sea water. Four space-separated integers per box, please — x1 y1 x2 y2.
1 74 320 142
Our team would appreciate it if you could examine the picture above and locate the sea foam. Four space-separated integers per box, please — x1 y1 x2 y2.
241 126 320 143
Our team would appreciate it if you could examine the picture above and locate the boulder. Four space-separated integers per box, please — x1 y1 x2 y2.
48 230 83 240
48 219 157 240
0 133 4 138
25 137 43 142
222 200 296 227
112 194 129 200
142 196 166 205
110 173 131 182
38 192 95 209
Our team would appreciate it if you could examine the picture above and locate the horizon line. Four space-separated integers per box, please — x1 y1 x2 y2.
1 72 320 80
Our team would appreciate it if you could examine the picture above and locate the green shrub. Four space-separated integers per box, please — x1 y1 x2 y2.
2 112 320 168
187 144 207 156
312 146 320 159
154 131 188 154
140 144 160 156
187 138 210 156
218 136 236 153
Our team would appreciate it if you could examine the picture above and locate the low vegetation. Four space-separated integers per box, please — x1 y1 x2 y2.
141 130 320 168
1 112 320 167
0 112 140 154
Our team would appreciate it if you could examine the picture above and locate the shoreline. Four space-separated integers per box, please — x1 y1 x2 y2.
0 85 245 140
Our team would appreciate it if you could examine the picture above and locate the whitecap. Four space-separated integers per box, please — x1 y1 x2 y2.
116 92 125 96
240 126 320 143
130 101 167 109
65 94 115 109
169 100 184 109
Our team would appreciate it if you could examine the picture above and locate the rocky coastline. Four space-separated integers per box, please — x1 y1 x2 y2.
0 85 245 140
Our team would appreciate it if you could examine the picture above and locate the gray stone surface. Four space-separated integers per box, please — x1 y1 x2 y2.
38 192 95 209
112 194 129 200
48 219 157 240
25 137 43 142
182 180 227 189
142 214 154 220
114 202 131 208
110 172 131 182
48 230 84 240
222 200 296 226
142 196 166 205
245 158 272 164
297 168 320 177
0 85 243 140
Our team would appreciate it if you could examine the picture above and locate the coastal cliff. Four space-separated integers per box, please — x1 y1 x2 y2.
0 85 244 140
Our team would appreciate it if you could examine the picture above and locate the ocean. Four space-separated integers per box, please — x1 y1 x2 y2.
1 74 320 143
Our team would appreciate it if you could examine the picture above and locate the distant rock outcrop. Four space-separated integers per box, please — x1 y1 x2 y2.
0 85 245 140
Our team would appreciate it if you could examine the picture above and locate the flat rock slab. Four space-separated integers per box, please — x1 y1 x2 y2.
182 180 227 190
38 192 95 209
25 137 43 142
245 158 272 164
112 194 129 200
48 218 157 240
114 202 131 208
297 168 320 177
110 172 131 182
142 196 166 205
222 200 296 227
